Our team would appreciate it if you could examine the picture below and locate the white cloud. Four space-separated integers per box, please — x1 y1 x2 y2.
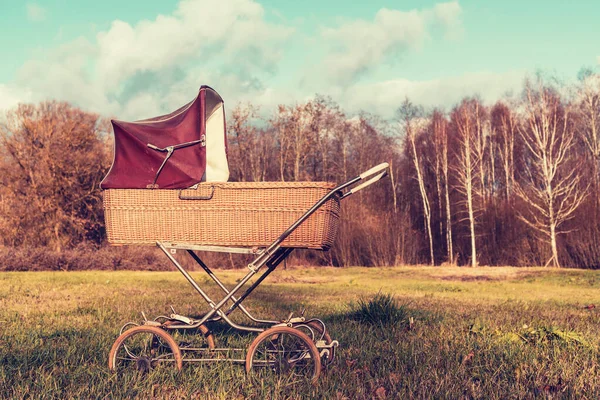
341 70 526 118
433 1 463 39
15 0 292 120
95 0 292 89
26 3 46 22
320 1 463 86
6 0 527 124
16 37 118 114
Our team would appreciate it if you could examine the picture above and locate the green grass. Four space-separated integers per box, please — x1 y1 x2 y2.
1 266 600 399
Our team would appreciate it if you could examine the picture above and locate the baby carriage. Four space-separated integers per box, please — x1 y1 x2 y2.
101 86 389 383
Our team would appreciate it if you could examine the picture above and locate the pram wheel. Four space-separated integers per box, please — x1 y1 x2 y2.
108 326 183 373
245 326 321 384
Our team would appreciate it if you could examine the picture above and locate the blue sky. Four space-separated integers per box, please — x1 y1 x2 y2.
0 0 598 119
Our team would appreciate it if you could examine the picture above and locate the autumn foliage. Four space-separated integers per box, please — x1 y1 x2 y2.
0 102 111 252
1 74 599 268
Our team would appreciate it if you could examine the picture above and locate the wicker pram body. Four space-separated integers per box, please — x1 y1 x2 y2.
103 182 340 249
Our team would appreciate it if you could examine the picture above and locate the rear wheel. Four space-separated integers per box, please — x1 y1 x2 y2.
246 326 321 384
108 325 182 373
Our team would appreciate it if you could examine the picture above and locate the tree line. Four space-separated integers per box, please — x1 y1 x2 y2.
1 73 599 268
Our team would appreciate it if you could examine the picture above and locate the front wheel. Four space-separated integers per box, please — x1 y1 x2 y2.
108 325 182 373
245 326 321 384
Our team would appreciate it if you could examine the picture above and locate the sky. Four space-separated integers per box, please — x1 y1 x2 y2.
0 0 598 120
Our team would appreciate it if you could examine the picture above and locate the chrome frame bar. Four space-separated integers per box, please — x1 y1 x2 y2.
162 243 262 254
157 242 265 332
186 249 278 325
224 248 292 316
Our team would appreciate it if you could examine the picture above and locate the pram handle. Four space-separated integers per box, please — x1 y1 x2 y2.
359 162 389 180
340 162 389 199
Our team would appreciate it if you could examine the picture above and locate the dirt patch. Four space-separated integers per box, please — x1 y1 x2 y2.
433 269 555 282
515 270 548 280
439 275 496 282
404 266 558 282
269 275 335 284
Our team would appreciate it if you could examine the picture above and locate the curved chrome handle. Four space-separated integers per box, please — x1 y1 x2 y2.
340 162 389 199
359 162 389 180
349 171 387 195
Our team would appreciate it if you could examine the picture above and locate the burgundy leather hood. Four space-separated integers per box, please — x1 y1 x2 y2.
101 86 224 189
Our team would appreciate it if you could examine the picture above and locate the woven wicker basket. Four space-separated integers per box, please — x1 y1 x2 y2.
103 182 340 249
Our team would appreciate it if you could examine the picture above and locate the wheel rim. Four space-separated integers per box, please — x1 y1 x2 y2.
246 326 321 384
109 326 182 373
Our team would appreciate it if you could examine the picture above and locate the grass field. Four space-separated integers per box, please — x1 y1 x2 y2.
1 266 600 399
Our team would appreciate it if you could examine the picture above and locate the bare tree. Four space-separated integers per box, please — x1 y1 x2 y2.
451 99 483 267
228 103 274 181
432 110 454 264
228 103 257 181
302 96 347 181
271 103 320 181
472 102 490 205
576 71 600 208
398 99 434 266
431 116 444 241
515 79 589 267
491 101 518 201
271 105 292 181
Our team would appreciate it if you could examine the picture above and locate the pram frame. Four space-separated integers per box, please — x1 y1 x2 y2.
109 163 389 382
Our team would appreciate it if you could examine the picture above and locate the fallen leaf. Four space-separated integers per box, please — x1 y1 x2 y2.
462 351 475 365
345 359 357 368
375 386 386 399
388 372 401 385
336 392 349 400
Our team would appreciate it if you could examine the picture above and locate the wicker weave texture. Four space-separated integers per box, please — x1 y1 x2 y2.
103 182 340 249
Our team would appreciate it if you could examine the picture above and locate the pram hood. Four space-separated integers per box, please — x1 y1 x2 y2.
101 85 229 189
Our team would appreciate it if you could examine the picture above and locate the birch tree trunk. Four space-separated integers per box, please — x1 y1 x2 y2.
398 99 434 266
410 132 435 266
433 111 453 264
464 129 477 268
452 99 481 267
492 102 517 202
